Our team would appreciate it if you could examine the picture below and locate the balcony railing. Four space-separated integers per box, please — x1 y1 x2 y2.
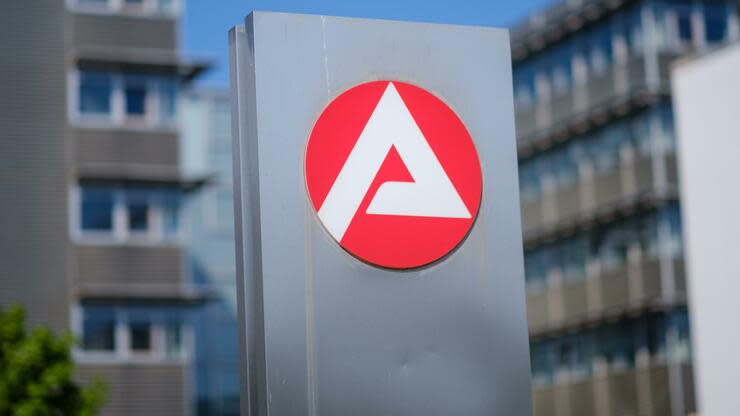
73 127 184 183
515 52 677 157
532 363 695 416
69 12 176 52
77 363 186 415
527 257 686 336
74 244 208 302
521 152 679 246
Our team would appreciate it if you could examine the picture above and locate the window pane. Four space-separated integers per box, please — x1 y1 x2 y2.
158 0 175 13
125 81 147 116
81 187 114 231
678 15 693 42
159 80 177 121
83 309 115 351
127 201 149 231
705 4 728 43
79 72 111 115
130 321 151 351
165 322 183 356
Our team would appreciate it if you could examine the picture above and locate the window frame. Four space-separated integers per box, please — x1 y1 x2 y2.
69 69 178 130
71 185 182 245
73 305 190 364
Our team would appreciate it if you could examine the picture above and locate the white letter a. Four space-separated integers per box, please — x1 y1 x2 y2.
318 82 471 242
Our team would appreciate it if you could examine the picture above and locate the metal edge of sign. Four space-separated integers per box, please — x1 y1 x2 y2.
229 19 267 416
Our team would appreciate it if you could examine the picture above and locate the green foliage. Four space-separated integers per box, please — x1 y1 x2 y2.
0 305 106 416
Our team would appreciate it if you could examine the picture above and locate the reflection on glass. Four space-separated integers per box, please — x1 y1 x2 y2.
83 308 116 351
81 187 114 231
79 72 112 115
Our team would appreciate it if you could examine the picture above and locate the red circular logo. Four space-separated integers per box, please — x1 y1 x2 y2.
305 81 482 269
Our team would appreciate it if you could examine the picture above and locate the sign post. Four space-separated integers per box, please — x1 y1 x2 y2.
230 12 531 416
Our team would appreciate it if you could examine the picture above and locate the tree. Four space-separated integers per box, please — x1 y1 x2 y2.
0 304 106 415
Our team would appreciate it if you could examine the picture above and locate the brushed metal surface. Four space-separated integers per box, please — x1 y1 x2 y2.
231 12 531 416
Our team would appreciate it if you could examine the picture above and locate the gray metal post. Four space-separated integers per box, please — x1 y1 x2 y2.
230 12 532 416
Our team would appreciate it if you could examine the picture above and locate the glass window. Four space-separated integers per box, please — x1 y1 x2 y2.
81 187 114 231
124 78 147 116
593 122 629 173
562 237 588 282
79 72 112 115
599 223 633 271
599 321 636 371
625 7 644 55
588 26 613 75
130 321 152 351
553 143 581 189
678 14 693 42
519 159 541 202
158 0 176 13
127 200 149 232
530 340 554 385
159 80 177 121
548 43 574 96
525 248 547 291
83 308 116 351
514 62 536 109
704 4 728 43
165 321 183 356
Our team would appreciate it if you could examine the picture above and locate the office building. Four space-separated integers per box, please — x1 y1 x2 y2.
511 0 738 415
672 40 740 416
180 90 240 415
0 1 210 415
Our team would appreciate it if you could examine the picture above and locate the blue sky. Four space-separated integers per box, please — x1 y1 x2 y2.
183 0 556 88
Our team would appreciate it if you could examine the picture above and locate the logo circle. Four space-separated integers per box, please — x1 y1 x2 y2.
305 81 482 269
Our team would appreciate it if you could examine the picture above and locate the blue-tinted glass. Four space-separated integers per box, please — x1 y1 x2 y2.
160 80 177 121
553 144 580 188
127 201 149 231
130 321 151 351
79 72 111 115
165 321 182 355
513 61 536 107
525 248 547 289
589 25 613 74
81 187 114 231
519 159 541 201
162 197 180 237
158 0 175 13
125 81 147 116
678 15 693 41
704 4 728 43
83 308 115 351
530 340 554 385
562 237 587 282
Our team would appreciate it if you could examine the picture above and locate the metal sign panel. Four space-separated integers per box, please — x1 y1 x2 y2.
230 12 531 416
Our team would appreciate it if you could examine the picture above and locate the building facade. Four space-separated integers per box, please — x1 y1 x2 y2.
512 0 739 415
180 90 240 415
0 1 209 415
